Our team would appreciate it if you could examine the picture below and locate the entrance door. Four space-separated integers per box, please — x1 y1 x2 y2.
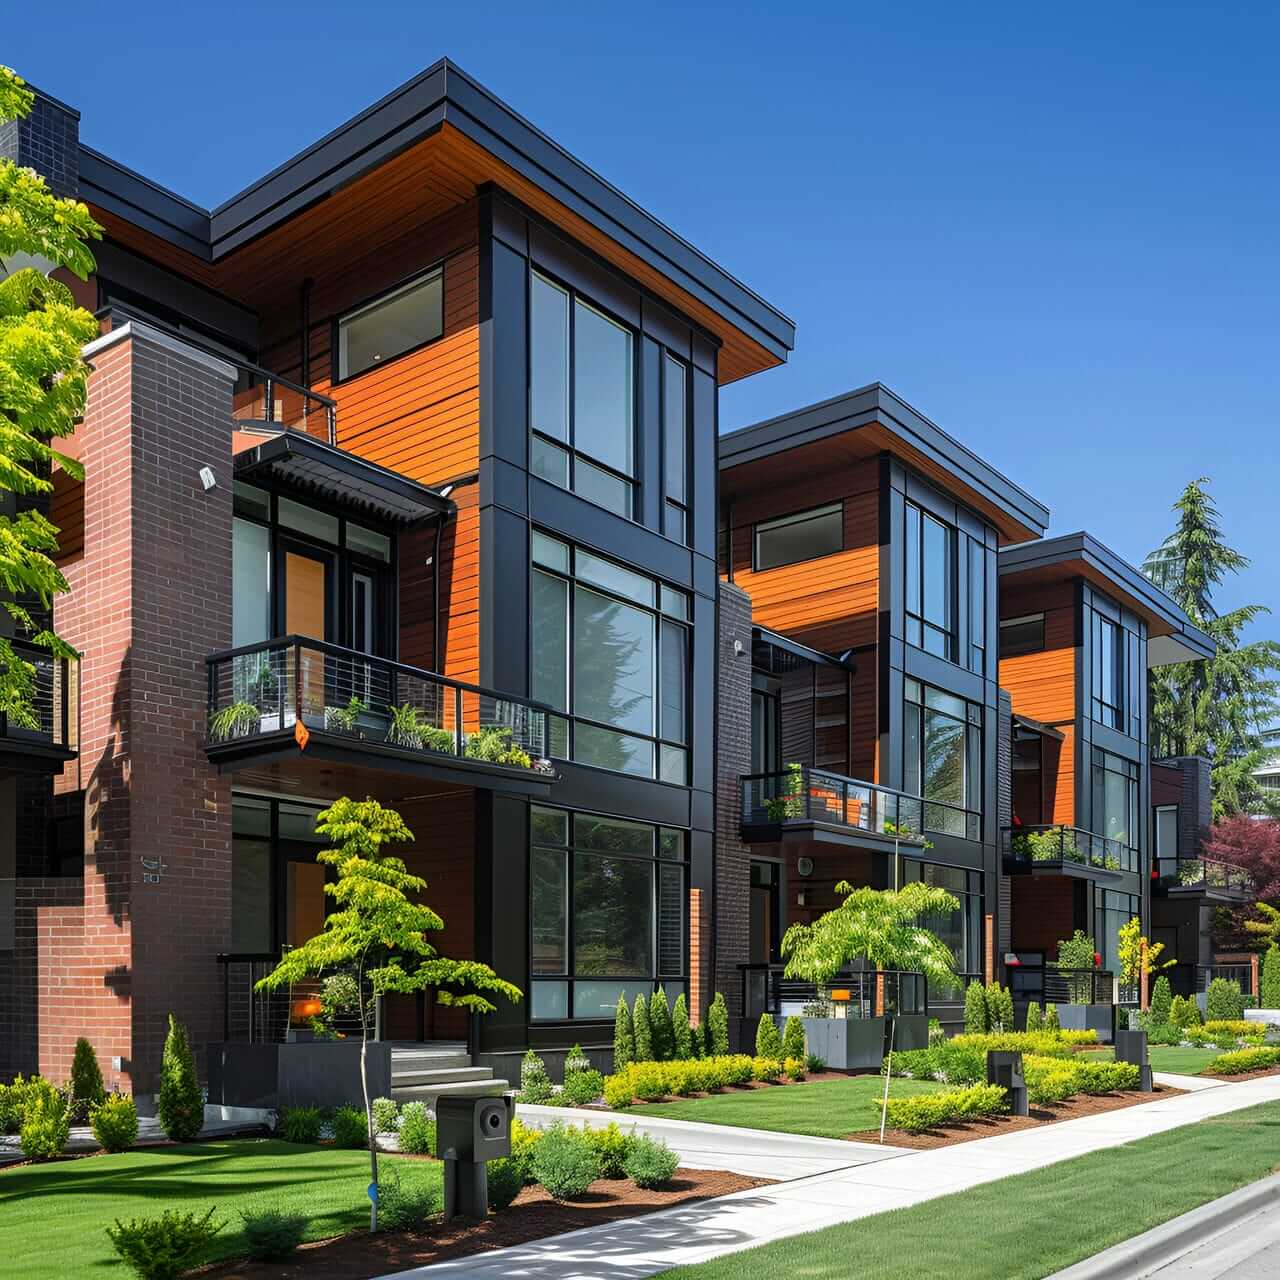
281 541 333 724
749 860 781 965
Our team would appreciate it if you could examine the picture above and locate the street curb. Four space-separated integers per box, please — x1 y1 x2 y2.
1047 1171 1280 1278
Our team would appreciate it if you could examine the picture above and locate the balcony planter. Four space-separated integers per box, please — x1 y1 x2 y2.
207 1039 393 1110
1055 1003 1114 1043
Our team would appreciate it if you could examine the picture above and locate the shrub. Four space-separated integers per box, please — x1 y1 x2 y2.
672 993 693 1060
964 981 987 1033
1044 1003 1060 1032
19 1079 70 1159
277 1106 323 1145
806 1053 826 1073
331 1105 368 1149
985 982 1014 1032
1025 1062 1080 1106
586 1121 633 1178
624 1133 680 1189
376 1170 440 1231
783 1056 807 1081
1145 1022 1183 1046
239 1207 308 1260
604 1073 636 1109
689 1021 705 1059
950 1030 1082 1058
602 1054 756 1107
782 1015 806 1062
531 1124 599 1199
1170 995 1199 1030
91 1094 139 1153
397 1101 436 1156
70 1037 106 1122
486 1156 524 1210
371 1097 399 1135
928 1018 945 1046
885 1083 1006 1133
105 1208 223 1280
1074 1060 1140 1093
755 1013 783 1060
613 994 635 1071
561 1069 604 1106
752 1056 782 1082
1206 978 1246 1023
519 1049 554 1104
884 1041 987 1086
707 992 730 1056
1024 1001 1042 1033
1205 1046 1280 1076
633 994 654 1063
157 1015 203 1143
1150 976 1173 1027
0 1076 29 1134
650 987 675 1061
509 1117 542 1181
1203 1020 1263 1038
1262 945 1280 1011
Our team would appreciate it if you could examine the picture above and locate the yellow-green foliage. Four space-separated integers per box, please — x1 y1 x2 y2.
1204 1047 1280 1076
885 1083 1007 1133
950 1030 1093 1058
603 1054 756 1108
751 1056 782 1082
1023 1054 1140 1104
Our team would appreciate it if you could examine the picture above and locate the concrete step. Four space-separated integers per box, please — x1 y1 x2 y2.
391 1066 494 1087
391 1054 473 1074
391 1077 510 1104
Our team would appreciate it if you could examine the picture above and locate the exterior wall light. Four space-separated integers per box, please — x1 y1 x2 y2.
198 466 217 491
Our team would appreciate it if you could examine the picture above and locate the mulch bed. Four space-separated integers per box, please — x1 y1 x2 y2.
601 1071 850 1107
847 1085 1186 1150
1202 1066 1280 1083
196 1167 768 1279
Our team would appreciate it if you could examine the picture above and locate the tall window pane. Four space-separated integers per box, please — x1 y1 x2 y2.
573 853 652 976
905 503 921 617
903 702 922 796
660 619 687 744
573 586 654 734
658 863 685 976
232 518 270 647
574 300 633 475
664 356 686 503
531 570 569 711
531 274 569 441
923 513 950 630
531 846 567 974
231 835 271 952
924 710 966 808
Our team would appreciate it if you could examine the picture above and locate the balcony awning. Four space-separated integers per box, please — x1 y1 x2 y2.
752 627 857 674
234 431 452 527
1012 713 1066 743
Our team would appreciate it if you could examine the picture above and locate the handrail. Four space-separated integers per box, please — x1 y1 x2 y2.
1008 963 1116 1006
740 765 929 839
738 963 930 1020
1158 855 1252 894
0 635 76 751
1003 824 1138 874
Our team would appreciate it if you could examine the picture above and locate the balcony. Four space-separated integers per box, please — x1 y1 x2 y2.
205 636 557 797
1003 824 1137 880
232 360 336 444
740 766 930 849
1155 856 1252 903
0 637 77 775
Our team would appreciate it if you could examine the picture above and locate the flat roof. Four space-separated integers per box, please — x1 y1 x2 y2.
77 60 794 371
719 382 1050 543
999 531 1216 664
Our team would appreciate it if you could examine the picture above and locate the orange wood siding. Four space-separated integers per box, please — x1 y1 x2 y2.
1000 580 1078 825
725 460 881 782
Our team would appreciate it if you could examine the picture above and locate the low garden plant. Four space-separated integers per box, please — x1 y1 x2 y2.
509 1117 542 1181
277 1106 323 1146
371 1097 399 1135
91 1094 139 1153
623 1133 680 1188
518 1048 554 1103
1203 1046 1280 1076
1205 977 1246 1022
375 1170 441 1231
238 1207 308 1261
603 1054 757 1107
19 1077 70 1159
330 1105 368 1149
105 1207 223 1280
884 1083 1007 1133
485 1155 525 1209
396 1101 435 1155
531 1123 600 1199
585 1121 633 1178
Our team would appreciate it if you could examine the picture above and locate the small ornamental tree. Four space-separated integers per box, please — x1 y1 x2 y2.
984 981 1014 1033
671 992 693 1060
964 981 988 1033
1262 945 1280 1011
632 993 653 1063
612 994 635 1070
157 1015 203 1142
1024 1001 1043 1033
1149 975 1173 1028
782 1014 806 1061
707 993 730 1057
1117 917 1174 1001
649 986 674 1062
256 798 521 1230
755 1012 783 1060
0 68 101 727
70 1037 105 1121
1244 902 1280 951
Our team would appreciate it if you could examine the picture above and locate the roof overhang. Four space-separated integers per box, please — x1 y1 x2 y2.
999 532 1216 664
719 382 1049 544
234 431 452 527
79 61 793 384
753 626 858 673
1013 713 1066 743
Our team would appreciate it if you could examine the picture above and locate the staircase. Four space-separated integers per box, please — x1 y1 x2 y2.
390 1042 509 1105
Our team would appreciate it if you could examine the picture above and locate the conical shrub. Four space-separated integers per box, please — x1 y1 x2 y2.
157 1015 203 1142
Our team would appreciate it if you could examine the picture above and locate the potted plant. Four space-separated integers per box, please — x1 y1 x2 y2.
765 762 804 822
780 881 959 1071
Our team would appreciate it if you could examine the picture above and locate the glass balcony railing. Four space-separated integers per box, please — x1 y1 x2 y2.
740 766 929 841
1003 824 1138 874
1156 856 1252 896
205 636 554 779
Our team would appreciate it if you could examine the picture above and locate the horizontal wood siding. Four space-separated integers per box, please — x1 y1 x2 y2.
1000 580 1077 825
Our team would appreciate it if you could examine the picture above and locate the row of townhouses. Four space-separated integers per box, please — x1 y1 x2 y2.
0 64 1251 1096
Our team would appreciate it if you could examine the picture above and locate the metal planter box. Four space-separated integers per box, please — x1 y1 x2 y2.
1055 1004 1114 1043
207 1040 393 1110
801 1016 887 1071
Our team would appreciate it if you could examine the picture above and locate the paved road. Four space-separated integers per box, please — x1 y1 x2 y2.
1146 1199 1280 1278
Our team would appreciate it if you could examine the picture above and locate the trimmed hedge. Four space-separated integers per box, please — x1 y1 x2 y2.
1204 1046 1280 1076
604 1054 757 1107
885 1083 1007 1134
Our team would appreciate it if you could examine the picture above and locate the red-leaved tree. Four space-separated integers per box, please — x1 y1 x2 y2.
1204 816 1280 950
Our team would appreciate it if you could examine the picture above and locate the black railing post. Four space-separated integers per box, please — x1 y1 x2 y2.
454 685 463 755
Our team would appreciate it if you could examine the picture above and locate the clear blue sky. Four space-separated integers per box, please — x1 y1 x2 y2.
10 3 1276 637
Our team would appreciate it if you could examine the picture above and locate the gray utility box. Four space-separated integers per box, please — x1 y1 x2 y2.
1113 1029 1154 1092
437 1093 515 1221
986 1049 1028 1116
800 1014 929 1071
1055 1004 1115 1044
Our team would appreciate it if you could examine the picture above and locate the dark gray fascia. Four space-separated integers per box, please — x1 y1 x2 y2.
998 531 1216 659
720 381 1050 538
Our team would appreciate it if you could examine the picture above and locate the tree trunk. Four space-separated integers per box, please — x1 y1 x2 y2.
359 956 378 1232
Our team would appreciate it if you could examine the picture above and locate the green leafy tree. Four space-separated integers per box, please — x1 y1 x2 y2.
1142 478 1280 817
1117 917 1174 990
755 1012 783 1059
256 797 521 1230
612 994 635 1070
671 992 693 1060
1244 902 1280 950
0 67 100 727
964 980 988 1033
69 1037 105 1121
157 1015 203 1142
1261 945 1280 1010
707 992 730 1056
632 993 653 1063
649 986 674 1061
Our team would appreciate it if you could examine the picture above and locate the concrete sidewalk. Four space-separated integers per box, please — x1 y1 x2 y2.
376 1074 1280 1280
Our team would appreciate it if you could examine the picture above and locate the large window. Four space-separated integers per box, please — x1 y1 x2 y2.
663 355 688 543
903 678 982 839
530 807 688 1020
530 272 636 518
1091 748 1138 852
231 796 326 953
1000 613 1045 658
1089 607 1142 736
1095 888 1139 981
903 860 983 1002
905 500 953 659
753 502 842 571
531 533 690 782
336 267 443 381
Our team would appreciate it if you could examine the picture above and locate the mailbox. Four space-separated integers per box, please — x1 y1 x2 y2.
436 1092 515 1220
986 1049 1028 1116
1114 1029 1154 1092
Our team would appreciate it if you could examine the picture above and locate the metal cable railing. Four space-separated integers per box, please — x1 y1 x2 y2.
1004 824 1138 874
741 766 927 839
739 964 929 1021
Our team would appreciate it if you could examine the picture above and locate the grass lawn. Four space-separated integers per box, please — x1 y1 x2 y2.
1078 1045 1222 1076
0 1139 441 1277
668 1099 1280 1280
632 1076 946 1138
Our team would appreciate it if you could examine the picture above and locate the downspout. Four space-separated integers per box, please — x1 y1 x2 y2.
430 518 443 674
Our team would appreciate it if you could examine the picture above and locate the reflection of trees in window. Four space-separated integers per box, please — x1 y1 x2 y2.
572 853 652 976
530 846 566 975
923 711 965 807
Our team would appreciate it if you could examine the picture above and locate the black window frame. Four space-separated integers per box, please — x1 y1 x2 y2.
752 501 844 572
332 262 446 386
999 613 1046 658
904 498 955 663
902 677 984 841
661 351 690 545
